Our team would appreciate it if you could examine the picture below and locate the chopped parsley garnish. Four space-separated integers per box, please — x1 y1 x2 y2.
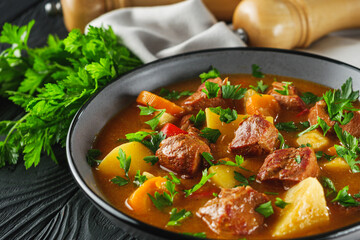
212 192 218 197
133 170 148 187
111 148 131 186
275 198 290 209
138 105 166 130
189 109 206 128
276 122 298 132
323 78 359 125
321 176 336 196
298 117 330 136
159 88 193 100
209 107 238 124
166 172 181 185
234 171 250 186
331 186 360 207
201 152 215 166
278 133 289 149
143 155 159 166
222 81 247 100
333 124 360 173
125 131 152 142
183 232 207 238
250 80 268 93
255 201 274 218
199 67 220 83
202 81 220 99
220 155 249 171
264 192 279 195
295 155 302 164
199 127 221 143
167 208 192 226
316 151 335 161
184 169 216 197
354 192 360 198
141 132 166 153
148 180 177 210
275 81 293 96
299 143 312 148
299 121 310 128
86 149 102 167
252 64 265 78
301 92 322 105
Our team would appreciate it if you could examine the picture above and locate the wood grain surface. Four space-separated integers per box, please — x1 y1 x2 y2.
0 1 134 239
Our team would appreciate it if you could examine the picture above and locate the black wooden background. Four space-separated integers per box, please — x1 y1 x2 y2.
0 0 135 239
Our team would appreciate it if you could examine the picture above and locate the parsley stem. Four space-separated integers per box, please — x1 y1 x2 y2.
3 113 30 145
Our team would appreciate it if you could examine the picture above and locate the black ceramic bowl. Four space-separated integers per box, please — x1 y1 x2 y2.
66 48 360 240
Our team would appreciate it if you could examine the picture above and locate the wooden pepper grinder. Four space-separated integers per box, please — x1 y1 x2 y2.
61 0 360 49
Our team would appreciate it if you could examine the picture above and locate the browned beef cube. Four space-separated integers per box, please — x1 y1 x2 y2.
269 82 306 111
197 186 269 237
309 100 360 137
229 115 279 156
181 78 230 112
257 147 319 189
156 134 210 177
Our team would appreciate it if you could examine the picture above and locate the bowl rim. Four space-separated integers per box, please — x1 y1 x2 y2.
66 47 360 240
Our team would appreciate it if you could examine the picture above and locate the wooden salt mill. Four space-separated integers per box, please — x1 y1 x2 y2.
61 0 360 49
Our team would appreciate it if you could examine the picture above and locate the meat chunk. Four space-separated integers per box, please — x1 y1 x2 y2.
309 100 360 137
156 134 210 177
269 82 306 111
181 78 230 112
197 186 269 237
229 115 279 156
257 147 319 189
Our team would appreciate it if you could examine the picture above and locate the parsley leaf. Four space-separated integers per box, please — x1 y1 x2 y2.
201 152 215 166
199 67 220 83
234 171 249 186
143 155 159 166
111 148 131 185
250 80 268 93
86 149 102 167
199 127 221 143
209 107 238 124
133 170 148 187
295 155 302 164
202 81 220 99
141 132 166 153
125 131 152 142
159 88 193 100
166 172 181 185
139 105 158 115
298 117 330 136
275 198 290 209
255 201 274 218
138 105 166 130
220 155 249 172
275 81 293 95
332 186 360 207
275 122 298 132
301 92 322 105
316 151 335 161
222 82 247 100
111 176 129 186
149 180 178 210
184 169 216 197
189 110 205 129
321 176 336 196
183 232 207 238
278 133 289 149
167 208 192 226
252 64 265 78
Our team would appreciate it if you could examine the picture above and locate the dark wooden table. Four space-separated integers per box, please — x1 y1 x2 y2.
0 1 134 239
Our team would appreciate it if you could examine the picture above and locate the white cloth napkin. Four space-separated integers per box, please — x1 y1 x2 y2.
88 0 360 68
87 0 245 63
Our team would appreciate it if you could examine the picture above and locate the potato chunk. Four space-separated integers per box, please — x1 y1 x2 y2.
209 165 238 188
273 177 329 237
205 108 273 139
296 130 330 151
97 142 153 178
322 157 350 172
158 112 177 128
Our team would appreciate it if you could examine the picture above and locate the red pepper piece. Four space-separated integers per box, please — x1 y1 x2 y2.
160 123 187 137
296 108 309 117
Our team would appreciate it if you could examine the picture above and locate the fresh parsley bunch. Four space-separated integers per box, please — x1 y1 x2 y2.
0 21 142 169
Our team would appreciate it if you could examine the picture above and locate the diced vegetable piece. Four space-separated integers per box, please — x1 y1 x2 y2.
273 177 329 237
205 108 273 139
128 177 167 214
322 157 350 172
158 112 178 127
245 94 280 118
137 91 184 116
243 89 257 106
296 130 330 151
143 172 155 179
160 123 187 137
209 165 238 188
97 142 153 178
326 146 337 156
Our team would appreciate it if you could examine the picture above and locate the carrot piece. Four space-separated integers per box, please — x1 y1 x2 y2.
137 91 184 116
326 146 337 156
127 177 167 214
245 94 280 118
